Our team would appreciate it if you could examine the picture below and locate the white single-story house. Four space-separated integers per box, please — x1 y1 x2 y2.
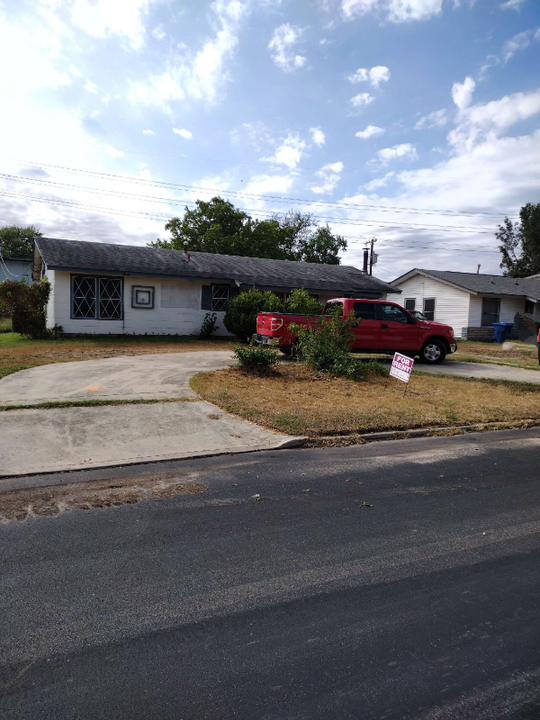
388 268 540 341
0 256 33 284
33 237 398 336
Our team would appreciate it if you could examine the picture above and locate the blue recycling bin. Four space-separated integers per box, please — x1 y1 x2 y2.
493 322 514 343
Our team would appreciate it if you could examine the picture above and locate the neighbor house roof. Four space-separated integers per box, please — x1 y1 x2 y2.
35 237 399 297
391 268 540 301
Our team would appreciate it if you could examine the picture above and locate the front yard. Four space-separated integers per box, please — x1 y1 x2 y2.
190 363 540 437
0 332 236 380
449 339 539 371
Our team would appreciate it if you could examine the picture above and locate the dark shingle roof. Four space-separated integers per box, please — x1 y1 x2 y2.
393 268 540 301
36 237 399 296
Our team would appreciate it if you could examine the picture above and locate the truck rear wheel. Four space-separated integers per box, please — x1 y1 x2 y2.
419 339 446 364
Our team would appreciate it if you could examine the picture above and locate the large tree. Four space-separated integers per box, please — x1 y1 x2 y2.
151 197 347 264
497 202 540 277
0 225 42 260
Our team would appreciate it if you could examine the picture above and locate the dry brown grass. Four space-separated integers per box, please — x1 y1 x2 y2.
190 363 540 437
0 333 236 380
451 340 539 371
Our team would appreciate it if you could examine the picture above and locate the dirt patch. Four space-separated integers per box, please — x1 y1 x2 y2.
0 473 208 522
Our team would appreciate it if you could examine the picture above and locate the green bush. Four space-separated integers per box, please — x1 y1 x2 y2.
0 279 51 339
224 289 284 342
199 312 219 339
285 288 324 316
233 343 281 372
290 310 387 381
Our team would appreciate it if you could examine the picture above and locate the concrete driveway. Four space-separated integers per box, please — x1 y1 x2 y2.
418 360 540 384
0 351 302 477
0 351 235 406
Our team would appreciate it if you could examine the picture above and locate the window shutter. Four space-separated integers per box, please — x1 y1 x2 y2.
201 285 212 310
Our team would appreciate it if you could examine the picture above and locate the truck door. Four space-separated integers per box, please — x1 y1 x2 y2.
352 301 381 350
376 303 420 351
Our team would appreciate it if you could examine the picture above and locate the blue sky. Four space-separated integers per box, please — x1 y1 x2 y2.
1 0 539 281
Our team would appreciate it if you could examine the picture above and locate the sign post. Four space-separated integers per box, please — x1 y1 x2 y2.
389 352 414 394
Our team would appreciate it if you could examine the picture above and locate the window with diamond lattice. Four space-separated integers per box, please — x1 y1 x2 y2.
211 285 229 311
72 277 97 318
99 278 122 319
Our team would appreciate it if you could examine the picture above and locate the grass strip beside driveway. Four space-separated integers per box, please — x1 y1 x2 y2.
0 333 237 380
190 363 540 437
0 397 200 412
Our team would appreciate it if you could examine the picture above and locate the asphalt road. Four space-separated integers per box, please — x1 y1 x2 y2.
1 428 540 720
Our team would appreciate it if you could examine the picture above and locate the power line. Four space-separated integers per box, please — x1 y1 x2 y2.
8 159 509 220
0 176 497 234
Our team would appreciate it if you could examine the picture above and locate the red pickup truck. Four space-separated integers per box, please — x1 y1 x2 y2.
255 298 457 364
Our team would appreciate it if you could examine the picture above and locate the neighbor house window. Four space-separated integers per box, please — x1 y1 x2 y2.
525 300 534 314
71 275 123 320
404 298 416 312
211 284 230 311
481 297 500 326
423 298 436 321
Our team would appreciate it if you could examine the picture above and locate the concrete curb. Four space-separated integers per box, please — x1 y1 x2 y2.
0 436 309 487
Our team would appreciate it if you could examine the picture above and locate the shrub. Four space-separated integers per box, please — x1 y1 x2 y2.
224 289 284 342
0 279 51 339
233 343 281 373
199 312 219 339
290 310 387 381
285 288 324 316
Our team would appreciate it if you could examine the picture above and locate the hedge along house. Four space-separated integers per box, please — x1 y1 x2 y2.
33 237 398 336
388 269 540 342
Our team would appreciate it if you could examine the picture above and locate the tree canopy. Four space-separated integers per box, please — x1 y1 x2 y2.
151 197 347 264
0 226 42 260
497 202 540 277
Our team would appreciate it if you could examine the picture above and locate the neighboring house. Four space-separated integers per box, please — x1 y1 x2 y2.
33 237 398 335
388 268 540 341
0 256 33 284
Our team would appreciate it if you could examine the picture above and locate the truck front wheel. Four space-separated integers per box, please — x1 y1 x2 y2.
419 339 446 364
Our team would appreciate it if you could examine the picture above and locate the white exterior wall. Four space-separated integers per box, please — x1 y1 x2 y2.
468 295 526 326
50 271 231 336
45 268 56 329
388 275 470 336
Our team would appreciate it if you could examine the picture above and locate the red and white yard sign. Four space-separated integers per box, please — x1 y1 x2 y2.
389 352 414 384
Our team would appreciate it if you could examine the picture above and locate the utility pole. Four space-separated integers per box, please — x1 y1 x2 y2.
369 237 377 276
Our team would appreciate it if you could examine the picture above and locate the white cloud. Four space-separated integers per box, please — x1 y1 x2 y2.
377 143 418 162
134 0 248 111
414 109 449 129
356 125 386 139
364 171 395 191
348 65 390 88
69 64 83 78
70 0 160 50
341 0 442 23
152 24 166 40
268 24 306 72
83 80 98 94
311 161 344 195
244 173 296 195
261 134 307 168
104 145 125 159
143 129 155 135
503 30 534 62
501 0 527 9
449 89 540 151
310 127 326 146
173 128 193 139
351 92 375 107
452 76 475 109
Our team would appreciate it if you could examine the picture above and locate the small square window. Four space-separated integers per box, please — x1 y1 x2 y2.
404 298 416 312
525 300 534 314
132 285 155 309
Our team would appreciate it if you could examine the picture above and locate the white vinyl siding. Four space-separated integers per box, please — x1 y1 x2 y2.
388 275 470 336
48 271 232 336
